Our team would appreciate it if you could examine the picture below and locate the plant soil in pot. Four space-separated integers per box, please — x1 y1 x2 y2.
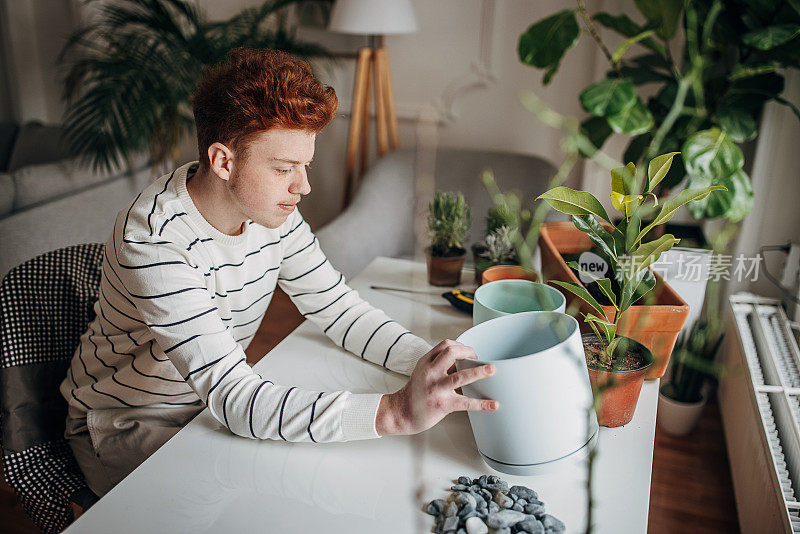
583 333 654 428
426 247 466 286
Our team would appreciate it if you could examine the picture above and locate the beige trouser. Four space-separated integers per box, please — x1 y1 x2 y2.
65 402 205 497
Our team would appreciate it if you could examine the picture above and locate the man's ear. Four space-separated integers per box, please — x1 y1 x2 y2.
207 142 234 181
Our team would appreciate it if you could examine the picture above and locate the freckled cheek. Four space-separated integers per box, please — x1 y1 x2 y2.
232 178 281 212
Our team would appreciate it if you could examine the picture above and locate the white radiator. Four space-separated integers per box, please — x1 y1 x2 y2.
721 294 800 533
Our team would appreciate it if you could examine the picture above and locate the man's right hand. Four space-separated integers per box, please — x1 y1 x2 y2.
375 339 498 436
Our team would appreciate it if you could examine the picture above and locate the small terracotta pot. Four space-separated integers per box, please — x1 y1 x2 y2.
426 248 466 286
583 334 654 428
481 264 540 285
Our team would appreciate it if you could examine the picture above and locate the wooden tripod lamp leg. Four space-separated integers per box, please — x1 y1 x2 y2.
344 48 372 209
377 47 400 150
373 48 389 156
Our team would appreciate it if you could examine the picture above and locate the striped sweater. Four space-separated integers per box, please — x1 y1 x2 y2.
60 161 432 442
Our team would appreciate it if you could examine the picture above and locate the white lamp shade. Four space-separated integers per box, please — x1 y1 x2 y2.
328 0 418 35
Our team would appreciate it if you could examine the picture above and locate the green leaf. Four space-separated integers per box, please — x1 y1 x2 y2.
623 134 652 165
630 234 680 274
579 116 613 157
606 97 654 135
611 30 656 64
611 162 637 196
571 214 620 269
728 64 778 82
610 192 644 218
579 79 637 117
636 186 727 241
550 280 607 317
716 107 758 143
620 269 657 311
595 278 617 307
687 169 753 222
742 24 800 51
536 187 612 224
614 65 673 85
634 0 683 38
585 313 617 342
647 152 680 192
682 128 744 183
592 13 666 56
518 10 580 85
721 170 754 223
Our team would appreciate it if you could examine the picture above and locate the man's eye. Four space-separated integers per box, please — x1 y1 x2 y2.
275 168 291 174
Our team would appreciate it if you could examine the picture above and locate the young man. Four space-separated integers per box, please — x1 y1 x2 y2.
60 48 497 498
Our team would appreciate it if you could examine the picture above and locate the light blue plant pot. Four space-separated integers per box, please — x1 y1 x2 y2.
456 311 598 475
473 279 566 326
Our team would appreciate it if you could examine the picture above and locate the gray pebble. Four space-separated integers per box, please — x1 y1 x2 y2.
478 475 489 486
455 492 477 509
470 484 481 493
443 515 459 532
462 510 480 521
541 514 565 533
486 509 527 528
511 503 524 512
509 486 538 502
480 489 492 502
517 518 545 534
445 501 458 517
495 528 511 534
427 499 445 516
458 476 472 486
517 499 527 507
487 475 500 484
451 484 469 491
458 503 476 517
523 502 546 517
494 494 513 509
488 501 500 514
457 529 466 534
465 516 488 534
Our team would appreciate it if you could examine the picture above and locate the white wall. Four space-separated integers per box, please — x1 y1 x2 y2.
3 0 798 264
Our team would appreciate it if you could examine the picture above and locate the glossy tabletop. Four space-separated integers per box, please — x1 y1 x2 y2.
65 257 658 534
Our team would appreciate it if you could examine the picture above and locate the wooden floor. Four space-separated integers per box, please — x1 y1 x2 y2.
1 288 740 533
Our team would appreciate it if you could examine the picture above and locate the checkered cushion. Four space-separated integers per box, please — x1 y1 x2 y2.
0 244 104 533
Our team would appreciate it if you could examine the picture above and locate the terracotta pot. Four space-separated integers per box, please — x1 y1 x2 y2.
539 222 689 379
481 265 539 285
657 388 707 436
471 243 521 284
426 248 466 286
583 334 654 428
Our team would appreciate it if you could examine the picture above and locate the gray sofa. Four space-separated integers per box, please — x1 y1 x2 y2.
0 122 151 278
316 147 560 279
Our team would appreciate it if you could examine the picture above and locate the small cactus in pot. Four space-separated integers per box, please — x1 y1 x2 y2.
426 191 471 286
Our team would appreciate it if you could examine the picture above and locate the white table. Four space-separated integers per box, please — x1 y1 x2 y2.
65 257 658 534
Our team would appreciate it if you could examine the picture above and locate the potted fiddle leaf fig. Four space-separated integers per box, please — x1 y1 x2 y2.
427 191 472 286
518 1 800 225
471 203 521 283
535 153 726 425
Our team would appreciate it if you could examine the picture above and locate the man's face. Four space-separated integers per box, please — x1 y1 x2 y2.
227 128 315 229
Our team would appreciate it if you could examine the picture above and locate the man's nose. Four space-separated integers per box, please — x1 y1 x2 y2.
290 167 311 196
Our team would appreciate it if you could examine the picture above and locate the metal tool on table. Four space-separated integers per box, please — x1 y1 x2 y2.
370 285 474 314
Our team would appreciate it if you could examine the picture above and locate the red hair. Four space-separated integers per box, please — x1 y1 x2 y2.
191 48 338 168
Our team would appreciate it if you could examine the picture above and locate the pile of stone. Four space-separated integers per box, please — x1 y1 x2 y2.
424 475 566 534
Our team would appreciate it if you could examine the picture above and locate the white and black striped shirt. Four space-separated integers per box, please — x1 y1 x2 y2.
60 161 431 442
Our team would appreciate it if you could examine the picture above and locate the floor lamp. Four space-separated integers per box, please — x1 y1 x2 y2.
328 0 418 209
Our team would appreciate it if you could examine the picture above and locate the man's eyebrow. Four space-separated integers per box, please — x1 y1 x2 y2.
271 157 313 165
